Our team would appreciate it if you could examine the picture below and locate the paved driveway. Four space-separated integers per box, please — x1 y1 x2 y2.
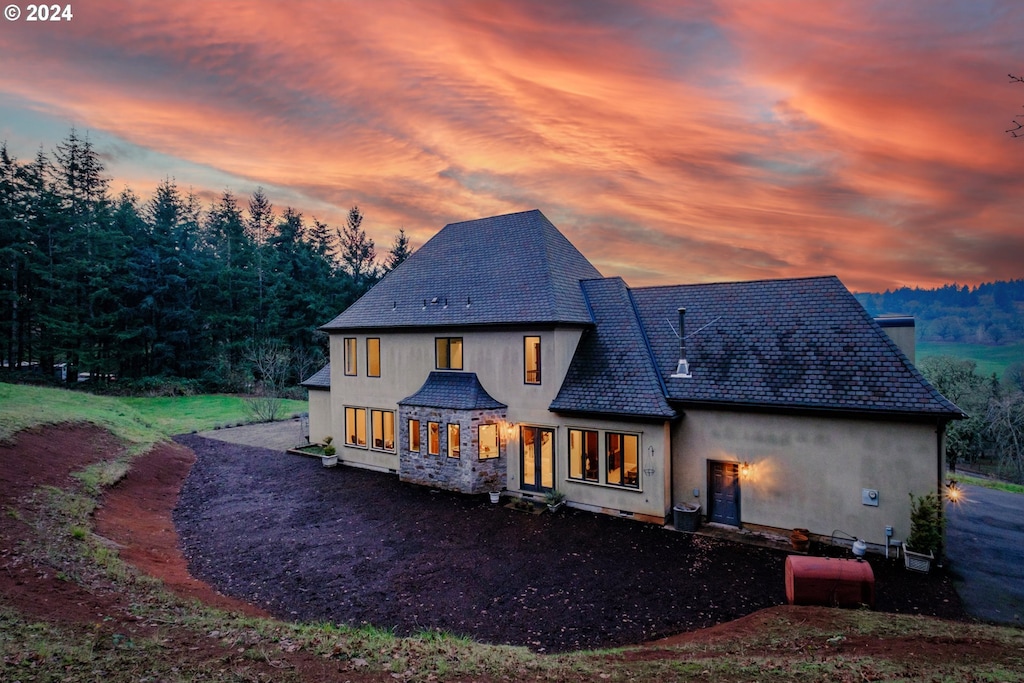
945 483 1024 625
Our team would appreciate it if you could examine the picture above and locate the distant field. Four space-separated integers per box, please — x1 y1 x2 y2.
0 383 307 443
916 341 1024 378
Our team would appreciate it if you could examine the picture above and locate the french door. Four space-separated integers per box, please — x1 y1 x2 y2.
521 426 554 492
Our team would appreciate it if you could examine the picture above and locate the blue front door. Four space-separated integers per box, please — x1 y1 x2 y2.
708 461 740 526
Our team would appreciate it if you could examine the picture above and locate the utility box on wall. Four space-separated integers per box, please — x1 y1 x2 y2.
862 488 879 506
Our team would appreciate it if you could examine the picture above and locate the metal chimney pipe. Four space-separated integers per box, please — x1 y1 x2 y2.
672 307 692 378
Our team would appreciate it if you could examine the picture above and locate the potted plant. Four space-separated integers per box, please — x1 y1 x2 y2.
903 491 943 572
482 472 502 503
545 489 566 512
321 436 338 468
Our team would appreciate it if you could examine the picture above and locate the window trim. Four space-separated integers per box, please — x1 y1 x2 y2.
447 423 461 459
366 337 381 377
435 337 464 370
478 423 499 460
427 421 440 456
408 419 421 453
524 335 541 384
568 428 599 482
344 338 358 376
370 408 395 452
344 406 367 448
606 431 640 489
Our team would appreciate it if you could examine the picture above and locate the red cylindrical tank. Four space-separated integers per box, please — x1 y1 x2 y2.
785 556 875 608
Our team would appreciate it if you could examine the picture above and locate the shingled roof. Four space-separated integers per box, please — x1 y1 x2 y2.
399 372 507 410
322 210 602 331
629 276 964 418
300 363 331 388
549 278 677 419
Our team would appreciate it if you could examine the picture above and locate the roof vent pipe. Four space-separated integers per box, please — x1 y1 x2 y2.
671 307 692 378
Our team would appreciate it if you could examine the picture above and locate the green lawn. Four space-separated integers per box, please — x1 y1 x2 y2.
916 341 1024 379
0 383 306 444
120 394 307 435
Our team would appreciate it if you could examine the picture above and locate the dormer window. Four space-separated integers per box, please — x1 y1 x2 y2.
435 337 463 370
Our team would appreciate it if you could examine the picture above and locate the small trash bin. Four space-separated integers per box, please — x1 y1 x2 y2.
673 503 701 532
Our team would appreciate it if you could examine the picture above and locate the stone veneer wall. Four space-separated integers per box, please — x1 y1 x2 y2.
398 406 507 494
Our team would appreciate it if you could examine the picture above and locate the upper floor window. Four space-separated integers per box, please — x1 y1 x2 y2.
435 337 463 370
344 338 357 376
367 338 381 377
606 432 639 488
524 336 541 384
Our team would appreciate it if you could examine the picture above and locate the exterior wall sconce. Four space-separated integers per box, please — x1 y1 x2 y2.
643 445 656 478
740 461 751 477
946 479 962 504
500 421 517 443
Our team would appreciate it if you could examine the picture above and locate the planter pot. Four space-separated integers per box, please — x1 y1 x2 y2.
547 501 564 513
790 533 809 552
489 491 501 504
673 504 701 532
322 454 338 468
902 543 934 573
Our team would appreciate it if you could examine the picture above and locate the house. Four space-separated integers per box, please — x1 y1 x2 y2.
305 209 963 550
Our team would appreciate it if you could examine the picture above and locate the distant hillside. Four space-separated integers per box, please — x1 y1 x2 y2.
856 279 1024 345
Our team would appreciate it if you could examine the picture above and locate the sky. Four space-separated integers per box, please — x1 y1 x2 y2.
1 0 1022 292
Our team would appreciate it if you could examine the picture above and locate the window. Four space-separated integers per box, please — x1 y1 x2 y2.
344 407 366 447
478 424 499 460
435 337 463 370
524 336 541 384
568 429 599 482
428 422 440 455
370 409 395 451
344 338 357 376
367 338 380 377
447 424 461 458
606 432 639 488
408 419 420 452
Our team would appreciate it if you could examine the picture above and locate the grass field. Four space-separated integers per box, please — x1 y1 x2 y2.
917 341 1024 379
0 382 306 444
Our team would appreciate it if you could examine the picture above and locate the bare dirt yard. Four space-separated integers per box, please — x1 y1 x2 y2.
2 424 994 681
169 433 964 653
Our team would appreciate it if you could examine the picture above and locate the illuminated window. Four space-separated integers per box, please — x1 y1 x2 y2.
447 424 461 458
370 409 395 451
478 424 499 460
568 429 599 482
524 336 541 384
344 406 366 447
435 337 463 370
344 338 357 376
367 338 380 377
428 422 440 455
606 432 639 488
409 419 420 452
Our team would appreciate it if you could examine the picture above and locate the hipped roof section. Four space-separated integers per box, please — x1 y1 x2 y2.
321 210 602 331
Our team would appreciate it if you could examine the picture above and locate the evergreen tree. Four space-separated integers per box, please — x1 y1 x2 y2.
338 205 378 297
384 228 412 273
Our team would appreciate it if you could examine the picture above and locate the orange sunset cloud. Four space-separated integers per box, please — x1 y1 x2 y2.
1 0 1021 291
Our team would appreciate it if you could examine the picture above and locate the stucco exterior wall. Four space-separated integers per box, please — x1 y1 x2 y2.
672 409 941 546
325 327 673 520
306 388 332 445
